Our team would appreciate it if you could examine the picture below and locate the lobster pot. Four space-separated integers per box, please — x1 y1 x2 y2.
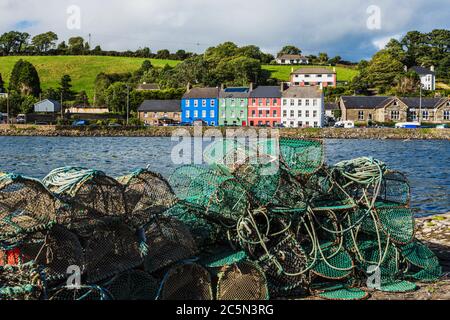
258 237 310 298
48 286 110 300
84 222 143 283
0 263 46 300
105 270 159 300
279 138 324 176
18 225 85 282
118 169 177 227
217 260 269 300
144 217 198 273
159 263 213 300
43 167 127 220
0 174 61 243
376 171 410 208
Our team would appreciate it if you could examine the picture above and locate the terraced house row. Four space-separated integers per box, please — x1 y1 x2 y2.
138 67 335 127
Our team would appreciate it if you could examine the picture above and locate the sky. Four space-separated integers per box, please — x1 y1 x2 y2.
0 0 449 61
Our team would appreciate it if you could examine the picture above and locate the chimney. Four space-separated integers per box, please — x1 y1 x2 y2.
430 65 435 72
280 82 285 92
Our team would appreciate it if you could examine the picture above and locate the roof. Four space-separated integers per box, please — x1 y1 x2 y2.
277 54 307 60
399 97 446 109
282 86 322 98
35 99 61 106
409 66 435 76
138 100 181 112
136 83 160 90
341 96 392 109
292 67 336 74
219 87 250 99
325 102 339 111
183 87 219 99
249 86 281 98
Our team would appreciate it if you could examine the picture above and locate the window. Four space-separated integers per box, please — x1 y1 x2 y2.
283 99 287 106
186 110 190 118
391 110 399 120
306 99 310 106
313 111 318 118
305 75 310 78
290 110 295 118
290 121 294 127
273 99 277 105
422 110 429 120
305 121 310 127
317 75 322 78
410 111 417 121
202 100 207 107
368 114 373 121
298 121 303 127
231 99 235 106
194 100 198 107
211 100 216 106
273 110 277 117
314 122 318 128
266 99 270 105
241 100 245 107
283 110 287 117
252 98 256 105
202 110 206 118
186 100 190 107
290 99 295 106
252 110 256 117
144 112 148 118
298 100 303 106
259 110 263 117
259 99 263 106
210 110 215 118
266 110 270 117
327 74 333 78
358 111 364 121
305 110 310 118
240 110 245 118
193 110 198 118
298 110 302 117
444 110 450 120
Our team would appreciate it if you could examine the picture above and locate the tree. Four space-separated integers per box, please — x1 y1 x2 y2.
396 71 421 95
74 91 89 107
204 42 239 64
57 41 68 52
318 52 329 65
59 75 76 101
8 59 41 96
328 56 342 66
156 49 170 59
68 37 85 55
105 82 128 113
277 45 302 57
31 31 58 53
365 51 404 89
385 39 406 64
20 95 38 114
0 73 4 93
0 31 30 54
42 88 60 101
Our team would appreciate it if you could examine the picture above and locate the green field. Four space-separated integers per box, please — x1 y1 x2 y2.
0 56 358 99
262 64 359 83
0 56 180 98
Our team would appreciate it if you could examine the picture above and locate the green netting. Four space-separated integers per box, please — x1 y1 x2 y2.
311 243 354 280
379 280 417 293
279 138 323 176
201 250 248 268
318 287 369 300
377 207 415 244
401 241 442 282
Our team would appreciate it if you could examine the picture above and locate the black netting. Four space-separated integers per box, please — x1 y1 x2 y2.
104 269 159 300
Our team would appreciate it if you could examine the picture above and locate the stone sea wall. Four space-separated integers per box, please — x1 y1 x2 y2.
0 124 449 140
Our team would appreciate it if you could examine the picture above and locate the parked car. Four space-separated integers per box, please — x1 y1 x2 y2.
72 120 90 127
436 124 449 129
16 114 27 124
334 121 355 129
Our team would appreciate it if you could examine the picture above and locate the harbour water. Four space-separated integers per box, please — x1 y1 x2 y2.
0 136 448 216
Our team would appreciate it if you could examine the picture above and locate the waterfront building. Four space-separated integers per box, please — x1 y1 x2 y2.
248 86 282 127
34 99 62 113
218 87 250 126
340 96 450 124
182 86 219 126
138 100 181 126
281 86 324 128
290 67 337 88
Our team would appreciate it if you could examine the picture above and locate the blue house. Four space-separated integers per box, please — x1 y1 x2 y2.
182 86 219 126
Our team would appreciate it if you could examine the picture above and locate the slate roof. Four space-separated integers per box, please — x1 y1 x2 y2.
183 87 219 99
282 86 322 98
219 87 250 99
409 66 435 76
399 97 446 109
249 86 282 98
325 102 339 111
292 67 336 74
138 100 181 112
277 54 308 60
340 96 392 109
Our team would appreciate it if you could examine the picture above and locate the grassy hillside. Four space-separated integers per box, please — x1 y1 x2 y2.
0 56 358 99
0 56 180 98
263 64 359 82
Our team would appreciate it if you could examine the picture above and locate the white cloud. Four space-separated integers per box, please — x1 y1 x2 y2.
372 34 402 50
0 0 448 61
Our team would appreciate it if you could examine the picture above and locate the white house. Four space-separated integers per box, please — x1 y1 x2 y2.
34 99 61 113
276 54 309 65
290 67 337 88
281 86 324 128
409 66 436 91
